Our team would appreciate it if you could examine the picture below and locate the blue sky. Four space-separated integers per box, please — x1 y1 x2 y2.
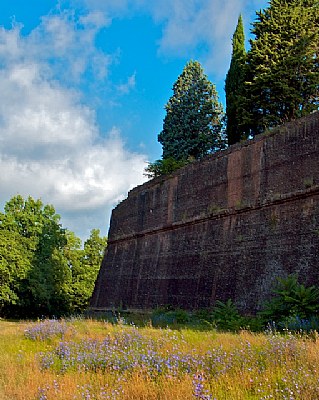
0 0 268 240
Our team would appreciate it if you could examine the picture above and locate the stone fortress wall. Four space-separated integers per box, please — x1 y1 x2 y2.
91 113 319 313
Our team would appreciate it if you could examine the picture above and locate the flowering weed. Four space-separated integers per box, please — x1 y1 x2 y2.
24 319 72 341
2 319 319 399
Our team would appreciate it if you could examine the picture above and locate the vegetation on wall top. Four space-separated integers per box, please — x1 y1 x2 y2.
147 0 319 178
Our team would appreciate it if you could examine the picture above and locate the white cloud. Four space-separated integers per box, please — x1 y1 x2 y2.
1 63 94 154
30 9 111 83
117 72 136 94
0 131 146 210
0 11 111 84
73 0 142 16
0 13 147 240
77 0 268 77
144 0 249 76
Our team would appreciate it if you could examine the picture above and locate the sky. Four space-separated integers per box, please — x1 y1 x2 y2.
0 0 268 242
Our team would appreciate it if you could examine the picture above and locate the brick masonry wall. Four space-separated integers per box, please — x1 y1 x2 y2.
91 113 319 313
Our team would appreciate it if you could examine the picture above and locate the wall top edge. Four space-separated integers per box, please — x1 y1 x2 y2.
116 111 319 209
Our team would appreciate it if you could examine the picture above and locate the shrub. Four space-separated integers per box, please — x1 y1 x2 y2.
211 299 244 332
144 157 190 178
260 274 319 324
151 308 190 326
277 315 319 333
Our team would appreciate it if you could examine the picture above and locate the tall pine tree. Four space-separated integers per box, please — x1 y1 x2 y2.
158 60 224 161
245 0 319 135
225 15 247 145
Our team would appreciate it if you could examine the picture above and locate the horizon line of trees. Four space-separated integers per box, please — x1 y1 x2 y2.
146 0 318 178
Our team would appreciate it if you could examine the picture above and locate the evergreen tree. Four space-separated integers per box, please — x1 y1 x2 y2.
225 15 247 145
246 0 319 135
158 60 224 161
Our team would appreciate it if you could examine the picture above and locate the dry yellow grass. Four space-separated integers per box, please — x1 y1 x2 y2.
1 319 319 399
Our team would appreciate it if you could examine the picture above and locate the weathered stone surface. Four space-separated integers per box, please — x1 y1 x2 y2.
91 113 319 313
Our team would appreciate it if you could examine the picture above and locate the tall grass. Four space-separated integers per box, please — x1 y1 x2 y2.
1 318 319 399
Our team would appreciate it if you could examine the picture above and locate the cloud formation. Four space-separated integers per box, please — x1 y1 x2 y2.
149 0 271 76
117 72 136 94
77 0 265 77
0 12 147 240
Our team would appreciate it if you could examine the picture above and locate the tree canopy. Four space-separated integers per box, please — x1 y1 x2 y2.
225 15 247 145
245 0 319 135
0 195 107 318
158 60 224 161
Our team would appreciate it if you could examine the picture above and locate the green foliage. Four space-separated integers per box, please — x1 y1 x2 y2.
212 299 244 332
0 229 33 310
277 315 319 333
158 60 224 161
0 195 67 317
225 15 248 145
151 308 190 326
245 0 319 135
68 229 107 314
0 195 107 318
261 275 319 323
144 157 190 178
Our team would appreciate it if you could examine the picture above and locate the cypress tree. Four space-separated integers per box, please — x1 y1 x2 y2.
158 60 224 161
225 15 247 145
246 0 319 135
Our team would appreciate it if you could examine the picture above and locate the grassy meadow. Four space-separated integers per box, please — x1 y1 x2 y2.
1 318 319 399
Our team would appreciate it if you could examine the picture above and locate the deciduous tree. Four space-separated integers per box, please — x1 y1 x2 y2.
0 195 107 317
0 195 69 316
68 229 107 313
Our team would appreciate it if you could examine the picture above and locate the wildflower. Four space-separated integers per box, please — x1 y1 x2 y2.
192 373 212 399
